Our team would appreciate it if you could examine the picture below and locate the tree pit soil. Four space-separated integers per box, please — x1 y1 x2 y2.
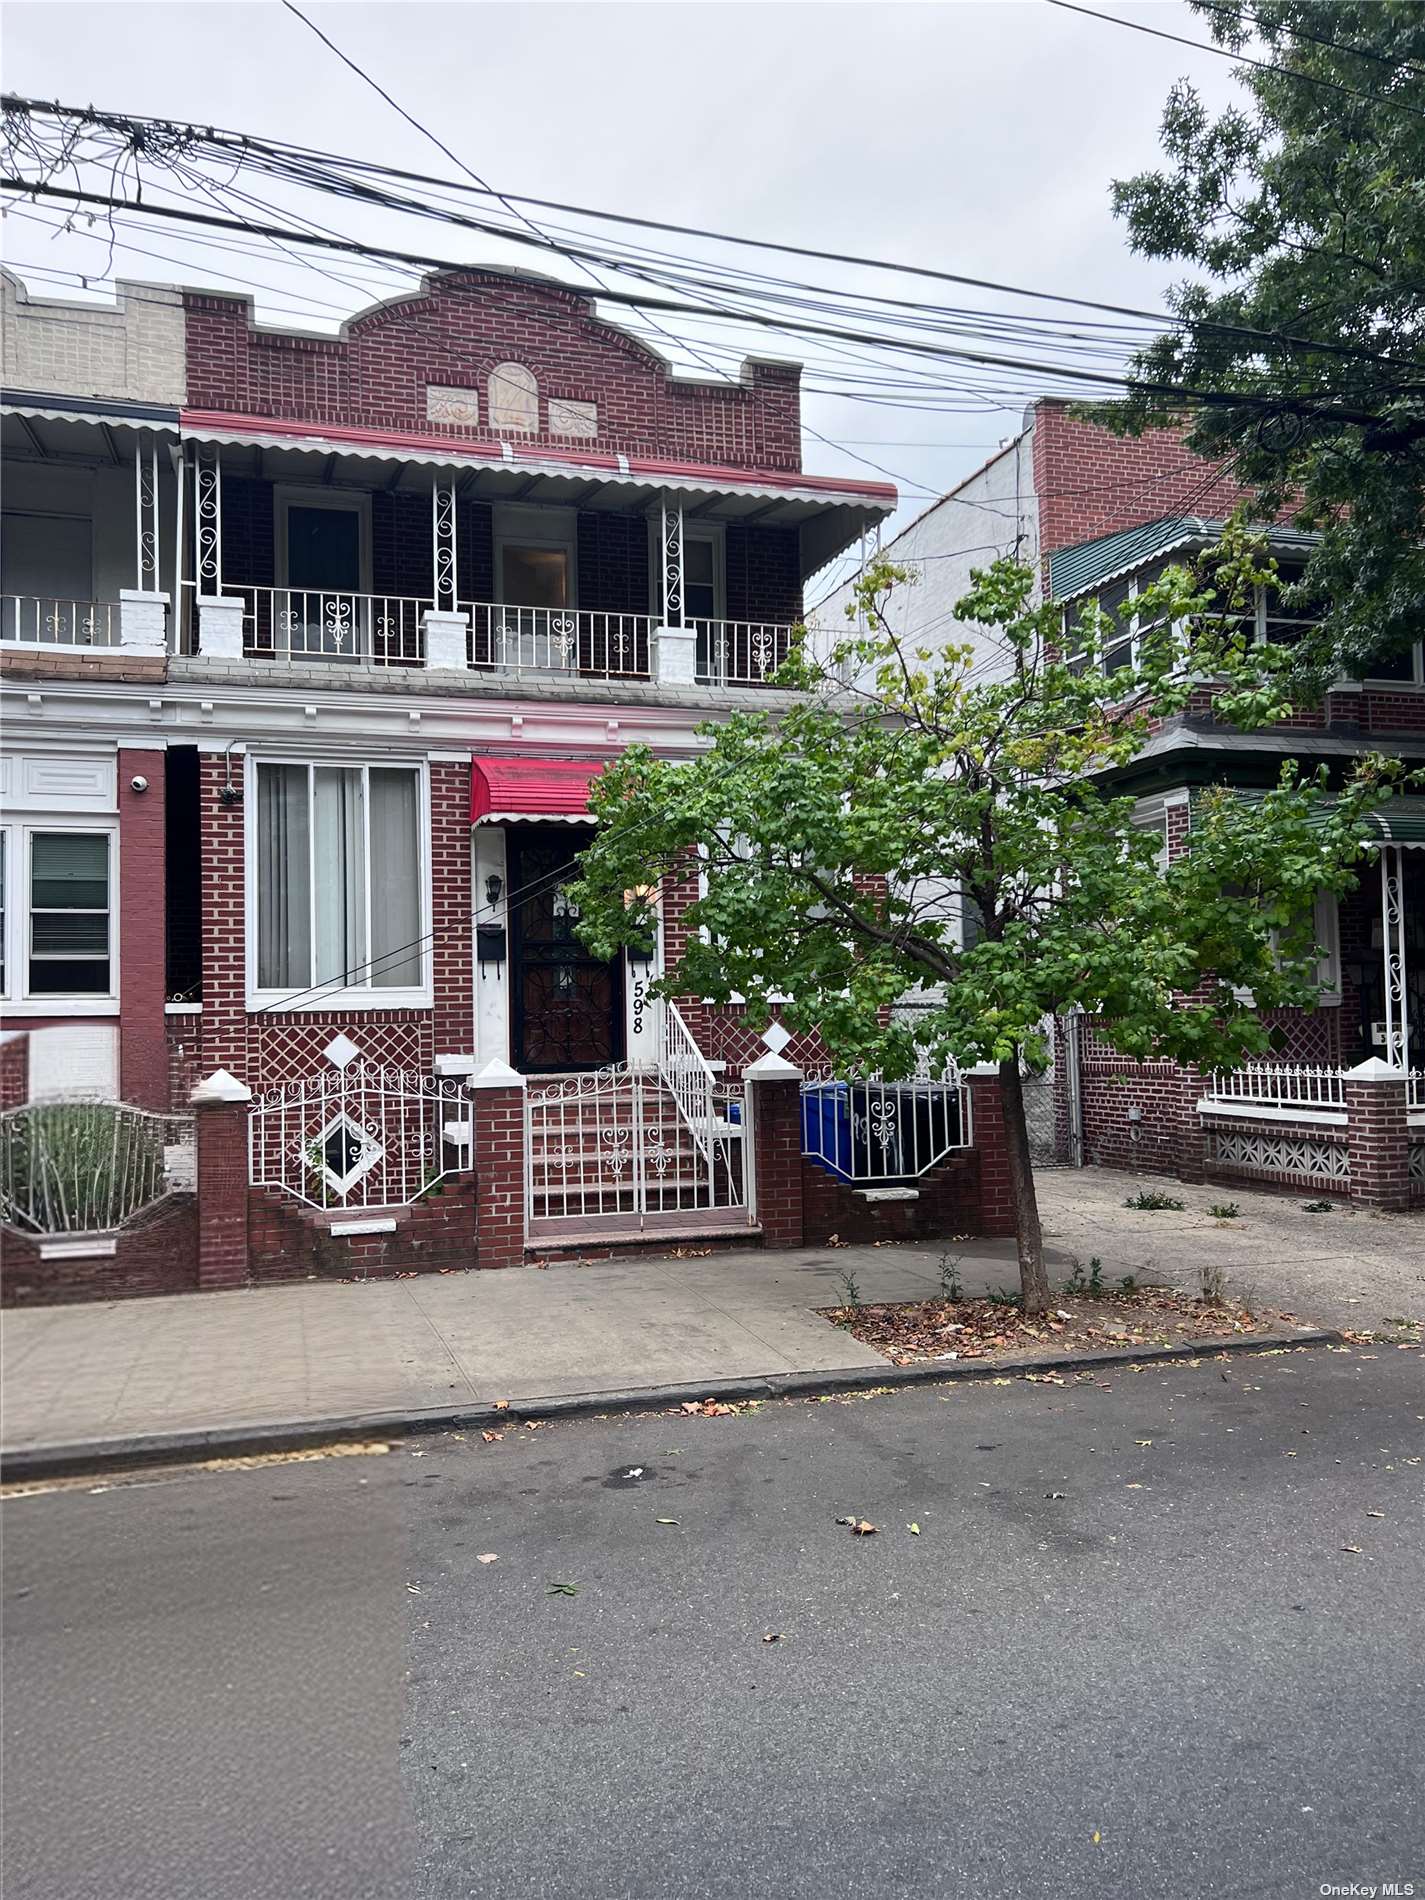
820 1289 1317 1367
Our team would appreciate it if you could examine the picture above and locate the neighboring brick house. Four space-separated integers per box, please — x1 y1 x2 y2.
12 264 1032 1298
813 398 1425 1204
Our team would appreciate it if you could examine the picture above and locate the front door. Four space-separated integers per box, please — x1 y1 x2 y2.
508 828 624 1073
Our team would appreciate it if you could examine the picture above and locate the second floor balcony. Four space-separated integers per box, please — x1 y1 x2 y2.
2 405 896 693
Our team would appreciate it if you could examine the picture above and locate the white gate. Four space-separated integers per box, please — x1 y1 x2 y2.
525 1007 746 1237
249 1063 469 1210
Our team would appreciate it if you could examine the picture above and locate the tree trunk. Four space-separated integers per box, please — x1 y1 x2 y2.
998 1057 1050 1315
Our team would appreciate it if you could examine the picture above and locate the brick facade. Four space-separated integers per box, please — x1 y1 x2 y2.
184 269 802 473
247 1176 477 1283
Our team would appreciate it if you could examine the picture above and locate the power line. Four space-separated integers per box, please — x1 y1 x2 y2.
5 95 1420 378
1191 0 1425 82
1043 0 1425 120
4 178 1410 432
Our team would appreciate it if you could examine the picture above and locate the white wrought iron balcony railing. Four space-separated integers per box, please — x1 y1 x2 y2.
235 586 432 666
2 596 121 648
1407 1069 1424 1114
693 618 797 686
465 603 654 680
1203 1063 1347 1110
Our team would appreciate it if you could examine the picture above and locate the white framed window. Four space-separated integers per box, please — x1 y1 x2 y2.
0 819 119 1007
246 757 430 1010
647 519 725 624
1366 638 1425 687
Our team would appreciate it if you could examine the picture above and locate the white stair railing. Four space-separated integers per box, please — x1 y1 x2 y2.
657 1002 721 1168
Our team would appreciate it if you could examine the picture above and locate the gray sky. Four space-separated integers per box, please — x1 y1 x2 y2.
3 0 1242 574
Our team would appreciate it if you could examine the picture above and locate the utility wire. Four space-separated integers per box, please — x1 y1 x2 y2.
3 179 1410 431
1043 0 1425 119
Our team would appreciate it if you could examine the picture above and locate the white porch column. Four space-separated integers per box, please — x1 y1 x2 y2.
432 478 459 613
660 490 685 626
1380 844 1411 1072
134 431 162 593
473 826 511 1068
422 608 470 670
655 621 699 685
194 443 223 596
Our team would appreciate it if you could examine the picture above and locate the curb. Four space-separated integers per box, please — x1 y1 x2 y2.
0 1328 1344 1484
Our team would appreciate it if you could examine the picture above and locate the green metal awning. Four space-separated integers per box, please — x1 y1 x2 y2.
1048 517 1211 602
1048 515 1321 604
1195 789 1425 846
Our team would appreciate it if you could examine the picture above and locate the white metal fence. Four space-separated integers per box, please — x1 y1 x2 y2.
248 1063 468 1210
236 587 432 665
0 1099 193 1234
467 603 653 679
1203 1063 1347 1111
693 618 796 686
2 596 121 647
800 1066 968 1185
1408 1070 1425 1114
525 1063 745 1232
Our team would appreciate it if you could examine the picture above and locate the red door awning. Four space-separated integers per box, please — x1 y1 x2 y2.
470 757 605 825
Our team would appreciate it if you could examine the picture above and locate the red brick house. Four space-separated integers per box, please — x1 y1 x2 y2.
1035 409 1424 1205
1 265 1021 1299
812 398 1424 1206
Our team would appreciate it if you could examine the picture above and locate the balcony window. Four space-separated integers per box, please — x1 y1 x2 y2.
252 760 426 1004
502 543 570 608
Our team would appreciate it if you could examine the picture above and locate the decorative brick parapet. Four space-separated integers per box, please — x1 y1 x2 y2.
1344 1059 1412 1210
192 1068 252 1289
746 1055 805 1250
470 1060 525 1270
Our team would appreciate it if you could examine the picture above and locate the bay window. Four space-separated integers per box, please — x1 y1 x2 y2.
251 760 426 1002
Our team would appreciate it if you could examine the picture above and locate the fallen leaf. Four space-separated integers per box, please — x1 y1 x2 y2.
493 1400 510 1412
1135 1439 1153 1447
481 1431 502 1444
547 1581 579 1596
1340 1544 1363 1555
851 1519 877 1536
908 1522 921 1535
1092 1832 1101 1846
1365 1510 1386 1519
476 1553 499 1565
681 1401 703 1414
762 1633 784 1644
1045 1491 1067 1500
655 1517 680 1526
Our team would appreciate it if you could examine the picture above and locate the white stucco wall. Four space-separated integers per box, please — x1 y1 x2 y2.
806 423 1039 690
2 271 186 404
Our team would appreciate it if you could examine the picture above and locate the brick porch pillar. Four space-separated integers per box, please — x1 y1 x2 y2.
745 1051 804 1249
470 1059 526 1270
1178 1065 1207 1184
192 1067 252 1290
1344 1058 1411 1210
118 747 168 1109
965 1065 1016 1238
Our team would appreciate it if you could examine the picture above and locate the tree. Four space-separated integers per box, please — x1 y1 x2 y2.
571 555 1399 1314
1107 0 1425 682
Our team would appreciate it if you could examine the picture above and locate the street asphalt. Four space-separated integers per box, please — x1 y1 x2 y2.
3 1345 1421 1900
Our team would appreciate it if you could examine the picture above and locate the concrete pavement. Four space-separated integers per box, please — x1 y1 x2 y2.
3 1167 1418 1465
1 1240 1052 1459
4 1350 1422 1899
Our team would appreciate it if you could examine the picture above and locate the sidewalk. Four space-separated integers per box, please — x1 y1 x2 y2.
2 1239 1053 1462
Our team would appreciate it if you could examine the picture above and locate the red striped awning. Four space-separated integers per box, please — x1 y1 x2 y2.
470 757 605 825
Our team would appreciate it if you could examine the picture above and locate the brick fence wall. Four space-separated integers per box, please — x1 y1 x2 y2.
2 1195 198 1306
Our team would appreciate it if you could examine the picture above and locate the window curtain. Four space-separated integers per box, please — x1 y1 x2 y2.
314 767 366 987
257 764 311 989
369 769 420 987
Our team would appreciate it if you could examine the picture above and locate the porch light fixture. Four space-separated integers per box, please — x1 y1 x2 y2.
485 874 503 912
